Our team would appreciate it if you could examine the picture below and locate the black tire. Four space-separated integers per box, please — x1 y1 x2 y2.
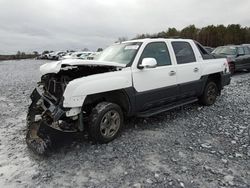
199 81 218 106
88 102 124 143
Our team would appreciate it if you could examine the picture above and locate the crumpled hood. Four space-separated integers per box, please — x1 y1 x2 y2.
40 59 126 75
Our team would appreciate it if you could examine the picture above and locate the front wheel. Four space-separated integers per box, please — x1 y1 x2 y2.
199 81 219 106
88 102 123 143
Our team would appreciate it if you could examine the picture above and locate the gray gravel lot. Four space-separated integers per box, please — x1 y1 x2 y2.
0 59 250 188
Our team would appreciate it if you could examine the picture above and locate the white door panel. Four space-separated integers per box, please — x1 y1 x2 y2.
132 66 177 92
176 62 202 84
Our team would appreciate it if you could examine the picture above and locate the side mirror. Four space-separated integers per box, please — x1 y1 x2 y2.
138 58 157 69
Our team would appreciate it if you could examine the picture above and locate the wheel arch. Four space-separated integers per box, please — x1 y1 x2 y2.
207 72 223 93
200 72 223 95
82 89 133 116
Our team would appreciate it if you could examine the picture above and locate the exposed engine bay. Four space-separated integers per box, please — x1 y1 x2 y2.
41 65 119 102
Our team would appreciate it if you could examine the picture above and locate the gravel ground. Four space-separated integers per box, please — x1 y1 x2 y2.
0 59 250 188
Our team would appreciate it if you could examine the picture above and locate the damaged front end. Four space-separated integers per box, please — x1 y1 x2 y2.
26 62 121 154
26 86 79 155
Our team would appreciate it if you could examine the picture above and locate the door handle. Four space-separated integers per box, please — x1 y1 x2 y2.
169 71 176 76
194 67 199 72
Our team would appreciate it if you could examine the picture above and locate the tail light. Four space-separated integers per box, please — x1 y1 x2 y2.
223 58 230 73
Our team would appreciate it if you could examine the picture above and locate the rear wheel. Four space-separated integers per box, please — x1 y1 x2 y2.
88 102 123 143
199 81 218 106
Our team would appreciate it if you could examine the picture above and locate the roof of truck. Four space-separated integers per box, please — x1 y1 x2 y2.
123 38 194 43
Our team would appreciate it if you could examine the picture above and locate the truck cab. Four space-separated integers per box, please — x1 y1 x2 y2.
26 38 231 154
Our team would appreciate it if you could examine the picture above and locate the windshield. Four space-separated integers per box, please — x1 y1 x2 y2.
95 42 142 65
212 46 237 55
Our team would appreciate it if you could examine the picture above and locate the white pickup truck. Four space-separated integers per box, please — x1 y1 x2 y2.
26 38 231 154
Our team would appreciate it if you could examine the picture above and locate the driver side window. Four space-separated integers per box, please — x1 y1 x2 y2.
238 47 245 55
140 42 172 66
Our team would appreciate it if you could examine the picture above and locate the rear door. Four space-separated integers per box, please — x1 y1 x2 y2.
171 41 202 98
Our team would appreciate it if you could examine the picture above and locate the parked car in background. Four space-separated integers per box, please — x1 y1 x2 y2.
38 53 49 59
47 51 66 60
204 46 215 53
61 51 92 60
212 45 250 73
37 51 54 59
86 52 101 60
79 52 94 59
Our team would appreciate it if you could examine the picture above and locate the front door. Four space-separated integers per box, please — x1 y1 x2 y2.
132 42 178 112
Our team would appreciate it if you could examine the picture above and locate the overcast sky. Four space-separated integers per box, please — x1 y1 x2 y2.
0 0 249 54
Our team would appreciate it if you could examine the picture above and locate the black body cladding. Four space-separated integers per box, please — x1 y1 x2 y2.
124 73 230 117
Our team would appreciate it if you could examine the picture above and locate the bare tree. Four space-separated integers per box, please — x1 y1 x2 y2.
97 48 103 52
116 37 128 43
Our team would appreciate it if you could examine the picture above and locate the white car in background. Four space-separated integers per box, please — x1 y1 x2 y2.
61 51 94 60
48 51 66 60
79 52 94 59
86 52 101 60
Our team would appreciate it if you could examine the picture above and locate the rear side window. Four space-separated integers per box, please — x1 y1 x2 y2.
140 42 172 66
238 47 245 55
172 42 196 64
195 42 214 60
243 46 250 55
196 43 209 55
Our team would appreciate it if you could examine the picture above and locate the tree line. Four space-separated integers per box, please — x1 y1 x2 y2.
0 51 38 61
134 24 250 47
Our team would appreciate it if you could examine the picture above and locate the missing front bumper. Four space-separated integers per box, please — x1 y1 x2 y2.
26 88 79 154
30 88 65 121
